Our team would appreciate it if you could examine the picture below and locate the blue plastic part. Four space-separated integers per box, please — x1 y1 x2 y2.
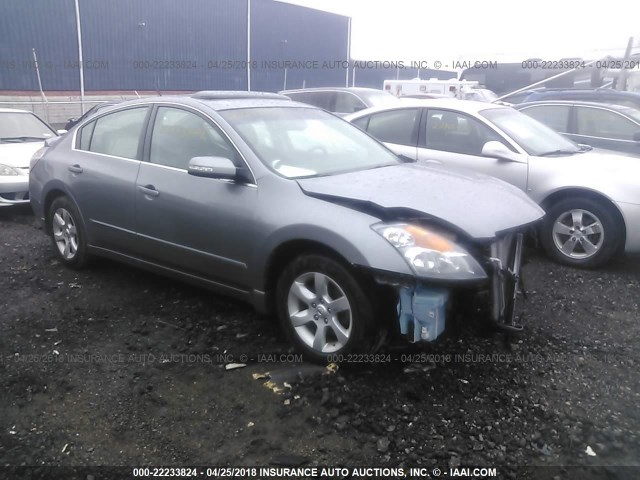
397 285 449 342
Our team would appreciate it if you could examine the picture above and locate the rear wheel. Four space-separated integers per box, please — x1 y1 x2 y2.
48 196 89 268
541 197 622 268
275 254 379 363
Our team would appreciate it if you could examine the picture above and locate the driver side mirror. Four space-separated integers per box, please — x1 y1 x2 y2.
188 156 237 179
481 141 520 162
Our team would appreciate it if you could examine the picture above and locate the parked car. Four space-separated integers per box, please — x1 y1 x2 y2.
515 101 640 156
29 91 543 360
1 108 59 207
346 99 640 268
279 87 397 116
64 101 119 130
519 88 640 110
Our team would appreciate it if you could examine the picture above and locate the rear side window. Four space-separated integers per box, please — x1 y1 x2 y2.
576 107 640 140
78 107 148 159
334 92 366 114
521 105 570 132
366 108 419 146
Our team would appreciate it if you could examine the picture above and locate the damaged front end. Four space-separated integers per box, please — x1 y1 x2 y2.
374 226 526 343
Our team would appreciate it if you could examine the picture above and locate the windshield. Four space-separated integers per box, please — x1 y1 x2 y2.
220 107 401 178
481 107 580 156
0 112 56 142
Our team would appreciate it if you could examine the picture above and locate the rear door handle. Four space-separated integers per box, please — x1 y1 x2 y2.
68 164 83 174
137 185 160 197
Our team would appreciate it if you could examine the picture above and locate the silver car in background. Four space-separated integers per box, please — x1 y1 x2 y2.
0 108 58 206
347 99 640 268
29 92 543 361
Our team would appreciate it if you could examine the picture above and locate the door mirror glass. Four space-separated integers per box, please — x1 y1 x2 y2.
481 141 519 162
188 156 237 179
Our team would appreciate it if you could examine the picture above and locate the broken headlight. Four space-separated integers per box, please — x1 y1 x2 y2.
373 223 487 281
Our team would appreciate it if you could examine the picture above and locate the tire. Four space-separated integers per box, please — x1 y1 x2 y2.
541 197 623 268
275 254 379 363
48 196 90 268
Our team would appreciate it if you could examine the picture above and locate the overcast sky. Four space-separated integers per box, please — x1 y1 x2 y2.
281 0 640 62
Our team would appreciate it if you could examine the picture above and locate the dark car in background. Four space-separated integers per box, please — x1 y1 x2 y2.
29 91 543 361
64 101 119 130
279 87 397 116
519 89 640 110
516 100 640 155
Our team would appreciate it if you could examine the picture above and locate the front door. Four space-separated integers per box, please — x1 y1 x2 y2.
134 105 258 288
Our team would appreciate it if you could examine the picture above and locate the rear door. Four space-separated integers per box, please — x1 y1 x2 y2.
574 105 640 154
134 105 258 287
71 106 150 251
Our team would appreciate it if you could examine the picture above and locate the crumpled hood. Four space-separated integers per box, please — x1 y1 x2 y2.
297 163 544 240
0 142 44 168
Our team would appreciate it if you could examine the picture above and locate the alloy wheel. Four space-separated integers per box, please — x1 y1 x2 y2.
286 272 353 354
552 208 604 260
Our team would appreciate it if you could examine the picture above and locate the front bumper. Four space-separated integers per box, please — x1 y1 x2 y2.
377 232 525 343
0 175 29 206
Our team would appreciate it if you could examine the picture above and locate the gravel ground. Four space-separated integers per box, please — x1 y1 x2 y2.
1 205 639 479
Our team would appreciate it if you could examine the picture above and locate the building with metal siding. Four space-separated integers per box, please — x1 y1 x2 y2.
249 0 349 92
0 0 352 93
0 0 79 90
79 0 247 91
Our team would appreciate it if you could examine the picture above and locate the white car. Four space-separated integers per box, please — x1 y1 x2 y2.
0 108 59 207
346 99 640 268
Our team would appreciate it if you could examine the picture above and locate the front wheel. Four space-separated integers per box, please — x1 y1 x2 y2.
541 197 623 268
275 254 378 363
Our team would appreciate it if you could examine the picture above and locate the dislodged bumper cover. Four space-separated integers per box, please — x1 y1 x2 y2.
297 163 544 240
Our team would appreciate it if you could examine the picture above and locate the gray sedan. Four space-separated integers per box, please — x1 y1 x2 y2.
347 99 640 268
29 92 543 361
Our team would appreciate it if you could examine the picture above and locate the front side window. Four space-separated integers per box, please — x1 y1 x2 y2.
366 108 419 146
220 107 400 178
81 107 148 159
149 107 238 170
286 92 333 111
425 109 507 155
520 105 571 132
576 107 640 141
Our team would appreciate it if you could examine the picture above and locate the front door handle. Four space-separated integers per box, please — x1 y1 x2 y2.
424 159 442 165
137 185 160 197
68 164 83 174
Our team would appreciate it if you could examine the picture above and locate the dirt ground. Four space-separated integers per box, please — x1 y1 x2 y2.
1 205 639 479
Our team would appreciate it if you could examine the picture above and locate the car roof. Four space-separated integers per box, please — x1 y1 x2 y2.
280 87 386 94
89 91 307 112
0 107 32 113
346 98 508 118
529 89 640 99
517 100 638 113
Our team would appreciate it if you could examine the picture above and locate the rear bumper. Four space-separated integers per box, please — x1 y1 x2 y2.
617 201 640 253
0 176 29 206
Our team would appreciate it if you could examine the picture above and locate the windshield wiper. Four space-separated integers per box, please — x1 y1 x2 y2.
538 149 579 157
0 136 47 143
